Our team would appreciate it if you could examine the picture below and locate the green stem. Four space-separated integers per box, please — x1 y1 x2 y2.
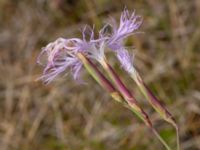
77 53 127 105
101 60 152 127
130 68 174 122
171 121 180 150
152 128 171 150
78 53 172 150
100 60 171 150
130 68 180 150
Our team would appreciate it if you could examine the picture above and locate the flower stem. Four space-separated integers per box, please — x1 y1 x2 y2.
78 53 172 150
77 53 126 105
100 60 172 149
129 68 180 150
171 120 180 150
151 128 171 150
175 125 180 150
101 60 152 127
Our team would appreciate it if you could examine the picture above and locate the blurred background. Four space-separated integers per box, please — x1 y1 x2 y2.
0 0 200 149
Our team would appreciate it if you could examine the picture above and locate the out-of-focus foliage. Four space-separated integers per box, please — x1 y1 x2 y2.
0 0 199 149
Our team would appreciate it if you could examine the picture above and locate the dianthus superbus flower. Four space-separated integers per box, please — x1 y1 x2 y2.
37 8 179 150
107 9 142 51
37 38 84 83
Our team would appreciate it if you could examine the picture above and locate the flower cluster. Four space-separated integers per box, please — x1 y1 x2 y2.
37 9 141 83
37 9 179 149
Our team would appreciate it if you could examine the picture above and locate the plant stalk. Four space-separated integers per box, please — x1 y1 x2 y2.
77 53 126 105
129 68 180 150
99 59 171 150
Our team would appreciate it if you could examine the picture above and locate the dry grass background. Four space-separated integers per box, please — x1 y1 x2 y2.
0 0 200 149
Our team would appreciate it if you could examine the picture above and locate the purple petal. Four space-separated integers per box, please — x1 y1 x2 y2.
71 61 83 81
107 9 142 50
37 38 83 84
116 48 133 73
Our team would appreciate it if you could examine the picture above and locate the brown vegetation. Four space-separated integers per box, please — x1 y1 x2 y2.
0 0 199 149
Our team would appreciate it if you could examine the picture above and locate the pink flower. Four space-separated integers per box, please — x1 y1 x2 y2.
102 9 142 72
37 38 83 84
37 9 142 83
107 8 142 50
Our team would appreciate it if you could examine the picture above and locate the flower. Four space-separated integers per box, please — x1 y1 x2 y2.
37 38 84 84
37 26 104 84
78 26 107 64
100 9 142 72
107 8 142 50
65 26 94 53
37 9 142 83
